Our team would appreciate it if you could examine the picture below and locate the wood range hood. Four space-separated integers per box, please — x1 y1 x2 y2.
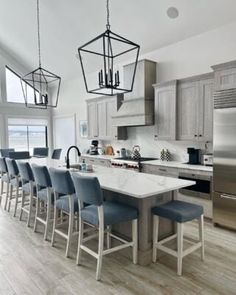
112 59 157 127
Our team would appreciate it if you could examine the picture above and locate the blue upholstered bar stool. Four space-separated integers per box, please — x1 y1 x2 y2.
51 149 62 160
49 168 78 258
9 151 30 160
5 158 22 216
152 200 204 276
0 158 10 209
33 147 49 158
0 148 15 157
31 164 53 240
72 174 138 281
17 161 36 227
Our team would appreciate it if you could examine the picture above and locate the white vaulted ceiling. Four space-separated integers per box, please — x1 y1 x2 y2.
1 0 236 80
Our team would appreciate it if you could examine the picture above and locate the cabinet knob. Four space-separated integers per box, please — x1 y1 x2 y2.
194 134 198 137
199 134 202 137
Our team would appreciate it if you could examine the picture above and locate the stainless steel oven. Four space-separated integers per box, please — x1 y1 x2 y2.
178 172 212 200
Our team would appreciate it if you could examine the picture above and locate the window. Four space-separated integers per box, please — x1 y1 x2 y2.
8 118 48 154
6 66 35 104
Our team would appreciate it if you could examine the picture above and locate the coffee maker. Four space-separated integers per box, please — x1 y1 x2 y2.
187 148 200 164
89 140 99 155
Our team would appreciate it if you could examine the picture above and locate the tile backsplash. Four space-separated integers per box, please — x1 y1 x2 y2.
101 125 213 162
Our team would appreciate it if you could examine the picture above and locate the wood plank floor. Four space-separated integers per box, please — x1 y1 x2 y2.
0 205 236 295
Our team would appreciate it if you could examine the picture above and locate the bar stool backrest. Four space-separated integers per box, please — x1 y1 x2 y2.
0 157 8 173
5 158 19 177
51 149 62 160
72 174 103 206
0 149 15 157
9 151 30 160
49 168 75 195
33 147 49 157
17 161 34 183
31 164 52 189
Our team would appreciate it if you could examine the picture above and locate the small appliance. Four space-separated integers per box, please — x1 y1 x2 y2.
89 140 99 155
203 154 213 166
187 148 200 165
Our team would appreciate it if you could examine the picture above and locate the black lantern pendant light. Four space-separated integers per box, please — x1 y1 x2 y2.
78 0 140 96
21 0 61 109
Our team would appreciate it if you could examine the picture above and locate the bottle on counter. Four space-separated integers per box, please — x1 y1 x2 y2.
81 159 86 171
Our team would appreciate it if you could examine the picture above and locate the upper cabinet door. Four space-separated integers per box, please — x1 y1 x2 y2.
198 78 214 141
87 101 98 138
106 98 117 139
177 81 198 141
97 100 107 140
214 68 236 91
154 81 177 140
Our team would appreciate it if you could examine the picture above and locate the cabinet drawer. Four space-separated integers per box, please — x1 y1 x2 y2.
142 164 178 178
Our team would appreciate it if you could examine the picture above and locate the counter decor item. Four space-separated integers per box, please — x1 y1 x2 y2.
120 148 127 158
131 145 141 160
165 149 171 161
160 149 165 161
105 145 114 155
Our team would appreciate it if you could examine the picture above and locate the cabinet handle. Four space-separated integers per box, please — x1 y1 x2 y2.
199 134 202 137
194 134 198 137
159 168 167 172
90 159 95 162
220 193 236 200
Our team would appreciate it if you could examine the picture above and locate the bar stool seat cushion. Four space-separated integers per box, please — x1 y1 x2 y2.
55 194 78 213
22 183 36 194
80 201 138 226
152 201 203 223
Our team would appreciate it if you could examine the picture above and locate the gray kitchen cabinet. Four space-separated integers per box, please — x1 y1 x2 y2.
87 100 98 138
80 156 111 167
154 80 177 140
87 96 127 140
142 164 179 178
177 73 214 141
212 60 236 90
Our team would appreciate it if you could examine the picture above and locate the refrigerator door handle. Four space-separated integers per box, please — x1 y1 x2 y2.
220 193 236 200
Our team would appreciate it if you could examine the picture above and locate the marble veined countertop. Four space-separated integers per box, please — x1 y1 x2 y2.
30 158 195 199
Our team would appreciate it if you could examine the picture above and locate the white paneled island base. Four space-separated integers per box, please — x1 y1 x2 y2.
30 158 195 265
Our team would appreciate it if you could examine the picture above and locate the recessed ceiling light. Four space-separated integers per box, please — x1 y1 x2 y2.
167 7 179 19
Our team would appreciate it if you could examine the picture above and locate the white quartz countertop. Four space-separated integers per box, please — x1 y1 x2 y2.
80 154 114 160
30 158 195 199
142 160 213 173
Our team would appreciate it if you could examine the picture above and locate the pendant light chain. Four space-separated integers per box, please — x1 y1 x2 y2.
106 0 110 30
37 0 42 67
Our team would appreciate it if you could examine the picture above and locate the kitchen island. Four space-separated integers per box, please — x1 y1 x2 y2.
30 158 195 265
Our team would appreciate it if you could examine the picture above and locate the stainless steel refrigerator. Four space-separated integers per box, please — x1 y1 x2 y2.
213 89 236 230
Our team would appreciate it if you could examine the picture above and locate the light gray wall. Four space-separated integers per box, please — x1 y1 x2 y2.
0 47 52 150
52 21 236 160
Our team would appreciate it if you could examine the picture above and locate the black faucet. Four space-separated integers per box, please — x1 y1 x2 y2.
66 146 81 169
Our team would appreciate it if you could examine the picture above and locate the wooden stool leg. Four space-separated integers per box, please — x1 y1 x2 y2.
4 182 9 210
152 215 159 263
13 183 19 217
132 219 138 264
199 214 205 261
34 197 40 232
0 178 3 205
177 222 184 276
44 193 51 241
106 225 111 249
7 184 13 212
51 205 58 247
65 212 74 258
76 217 84 265
96 207 104 281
